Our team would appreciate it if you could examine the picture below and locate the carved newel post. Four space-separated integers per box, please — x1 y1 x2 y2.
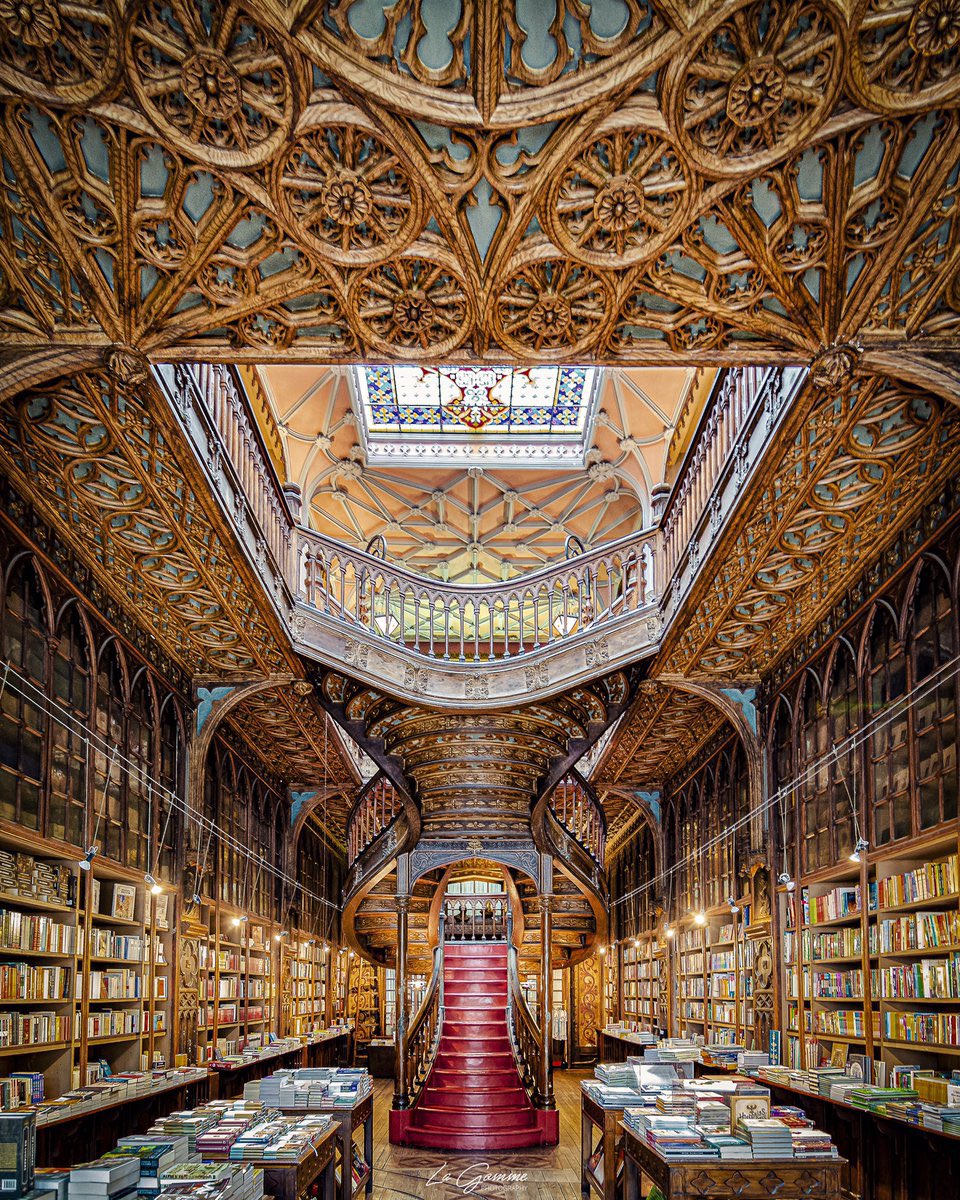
393 894 410 1110
538 894 555 1110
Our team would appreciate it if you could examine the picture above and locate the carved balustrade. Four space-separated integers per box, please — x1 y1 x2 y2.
547 773 605 866
402 914 444 1107
298 526 658 662
661 366 805 597
188 364 296 585
443 895 508 942
506 907 543 1103
346 774 406 865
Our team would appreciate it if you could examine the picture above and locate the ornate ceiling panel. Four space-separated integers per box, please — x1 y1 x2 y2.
318 665 636 834
659 369 960 678
253 362 708 581
0 1 955 364
0 363 359 795
592 682 726 846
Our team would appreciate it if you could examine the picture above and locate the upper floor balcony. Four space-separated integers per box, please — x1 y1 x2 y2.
154 360 804 704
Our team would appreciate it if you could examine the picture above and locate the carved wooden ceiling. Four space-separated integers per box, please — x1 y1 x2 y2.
1 0 960 843
252 362 708 580
319 665 635 835
0 0 956 366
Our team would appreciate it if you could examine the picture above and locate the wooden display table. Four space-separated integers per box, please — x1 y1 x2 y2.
36 1071 213 1166
303 1030 352 1069
280 1092 373 1200
581 1085 626 1200
620 1122 844 1200
597 1029 658 1065
366 1041 395 1078
204 1124 337 1200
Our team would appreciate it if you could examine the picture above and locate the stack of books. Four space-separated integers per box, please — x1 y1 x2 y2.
790 1129 839 1159
68 1156 141 1200
702 1133 752 1160
148 1110 223 1153
695 1099 731 1133
848 1086 920 1115
736 1118 793 1158
656 1090 696 1118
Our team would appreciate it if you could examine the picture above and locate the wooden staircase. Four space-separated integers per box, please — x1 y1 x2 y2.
389 942 555 1150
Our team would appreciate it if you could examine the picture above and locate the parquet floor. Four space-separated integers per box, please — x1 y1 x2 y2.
369 1070 591 1200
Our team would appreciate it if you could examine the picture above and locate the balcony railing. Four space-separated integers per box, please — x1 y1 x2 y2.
547 773 605 866
188 363 296 588
347 774 406 865
443 895 508 941
298 527 658 662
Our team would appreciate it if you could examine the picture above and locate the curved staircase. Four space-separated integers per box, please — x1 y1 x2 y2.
389 942 555 1150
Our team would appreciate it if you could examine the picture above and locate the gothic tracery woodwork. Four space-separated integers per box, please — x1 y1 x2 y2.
0 1 955 363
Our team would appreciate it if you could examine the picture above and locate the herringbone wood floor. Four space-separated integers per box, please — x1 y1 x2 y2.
369 1070 592 1200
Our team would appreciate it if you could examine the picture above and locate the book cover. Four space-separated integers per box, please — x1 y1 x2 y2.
111 886 137 923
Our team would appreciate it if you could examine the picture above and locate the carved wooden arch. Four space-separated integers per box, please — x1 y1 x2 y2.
655 674 762 801
0 349 104 406
1 546 57 636
603 785 663 870
186 673 296 812
426 861 525 950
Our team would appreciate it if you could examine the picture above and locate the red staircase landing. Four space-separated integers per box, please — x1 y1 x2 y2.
389 943 558 1150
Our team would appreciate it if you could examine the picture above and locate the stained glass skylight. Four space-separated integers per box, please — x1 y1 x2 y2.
353 365 599 466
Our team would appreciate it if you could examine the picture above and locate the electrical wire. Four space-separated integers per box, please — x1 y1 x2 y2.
613 648 960 909
0 659 340 913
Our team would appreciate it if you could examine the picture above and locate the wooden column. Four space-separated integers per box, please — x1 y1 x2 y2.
393 893 410 1109
538 894 555 1109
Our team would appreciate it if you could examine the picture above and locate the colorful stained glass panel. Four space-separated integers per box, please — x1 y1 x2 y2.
358 365 594 437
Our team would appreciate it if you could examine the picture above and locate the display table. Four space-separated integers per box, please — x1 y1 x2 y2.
756 1073 960 1200
597 1028 657 1064
280 1092 373 1200
366 1041 395 1078
581 1085 626 1200
303 1030 352 1069
211 1044 309 1099
36 1071 213 1166
204 1124 337 1200
620 1122 844 1200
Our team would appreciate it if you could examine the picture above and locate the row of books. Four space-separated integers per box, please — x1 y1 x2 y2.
0 909 78 955
79 1010 142 1039
0 850 74 907
0 1010 70 1047
87 971 142 1000
879 954 960 998
0 962 71 999
883 1010 960 1046
876 855 959 908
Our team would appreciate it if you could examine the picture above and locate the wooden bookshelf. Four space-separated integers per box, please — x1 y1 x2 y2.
780 830 960 1076
193 902 281 1062
284 935 329 1038
0 833 178 1107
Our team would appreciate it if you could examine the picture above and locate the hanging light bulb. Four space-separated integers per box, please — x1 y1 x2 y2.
144 872 162 896
727 897 740 914
598 945 606 955
778 872 796 893
78 846 98 871
849 837 869 864
663 924 675 939
232 914 249 927
693 910 707 926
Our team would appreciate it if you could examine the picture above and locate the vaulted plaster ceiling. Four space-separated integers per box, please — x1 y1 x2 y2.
251 363 710 580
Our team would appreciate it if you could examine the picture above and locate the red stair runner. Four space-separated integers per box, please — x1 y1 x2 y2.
389 942 557 1149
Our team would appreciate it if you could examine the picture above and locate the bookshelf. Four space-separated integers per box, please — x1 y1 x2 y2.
621 934 658 1032
677 925 706 1037
0 832 177 1108
285 937 329 1037
194 903 280 1061
780 832 960 1075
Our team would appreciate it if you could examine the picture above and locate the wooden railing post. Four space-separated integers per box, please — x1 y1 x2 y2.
394 893 410 1110
538 894 555 1110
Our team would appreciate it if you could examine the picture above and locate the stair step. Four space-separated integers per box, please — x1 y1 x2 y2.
420 1089 531 1111
434 1052 516 1071
398 1124 544 1150
429 1068 521 1087
413 1106 536 1131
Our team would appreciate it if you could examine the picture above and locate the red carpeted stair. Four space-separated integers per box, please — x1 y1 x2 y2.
390 942 553 1149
